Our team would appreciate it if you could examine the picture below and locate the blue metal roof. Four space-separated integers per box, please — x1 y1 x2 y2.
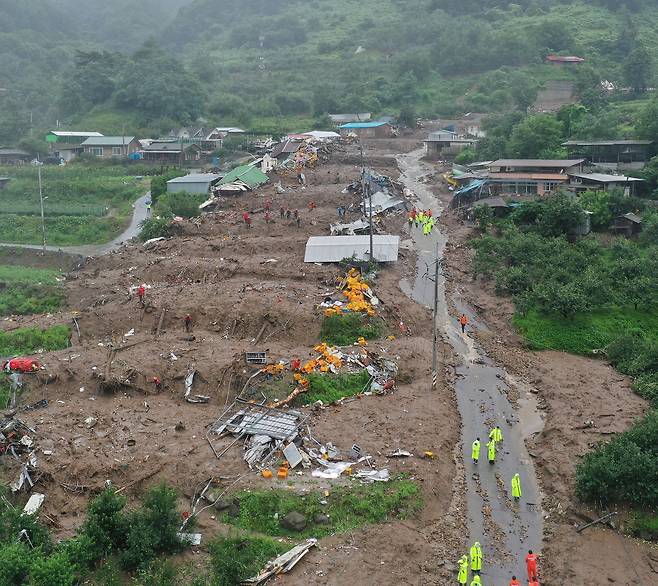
454 179 487 196
339 122 389 129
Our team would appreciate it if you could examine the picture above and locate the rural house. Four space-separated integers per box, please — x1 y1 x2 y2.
141 141 202 163
562 140 653 171
46 131 103 144
0 148 31 165
81 136 139 159
423 130 477 159
569 172 644 196
339 121 395 139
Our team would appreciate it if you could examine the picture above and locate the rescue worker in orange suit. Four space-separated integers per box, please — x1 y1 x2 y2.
528 578 540 586
152 376 162 392
526 550 538 581
242 211 251 228
184 314 192 333
509 577 520 586
459 313 469 333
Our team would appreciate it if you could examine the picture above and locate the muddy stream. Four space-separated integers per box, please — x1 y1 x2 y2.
397 149 544 583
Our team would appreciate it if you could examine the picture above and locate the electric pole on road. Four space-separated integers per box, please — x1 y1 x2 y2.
431 242 440 389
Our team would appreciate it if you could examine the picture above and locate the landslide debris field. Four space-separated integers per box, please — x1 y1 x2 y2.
0 137 463 584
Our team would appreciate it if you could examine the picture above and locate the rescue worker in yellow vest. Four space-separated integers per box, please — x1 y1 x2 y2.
471 438 481 464
458 554 469 585
512 473 522 501
470 541 483 573
489 425 503 443
487 439 496 464
470 575 482 586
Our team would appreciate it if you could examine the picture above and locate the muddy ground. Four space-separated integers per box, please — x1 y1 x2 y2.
0 136 464 584
435 173 658 585
5 133 656 585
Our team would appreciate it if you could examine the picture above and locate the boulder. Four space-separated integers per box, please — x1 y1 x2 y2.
281 511 307 532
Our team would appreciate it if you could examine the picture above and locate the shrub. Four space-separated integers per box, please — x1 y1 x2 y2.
0 542 34 585
139 217 173 241
320 314 383 346
156 191 206 218
120 484 182 570
576 411 658 508
209 535 285 586
28 552 77 586
0 284 66 316
82 489 128 560
300 371 372 405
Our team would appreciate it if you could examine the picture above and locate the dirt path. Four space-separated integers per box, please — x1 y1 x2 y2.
397 149 543 582
0 191 150 256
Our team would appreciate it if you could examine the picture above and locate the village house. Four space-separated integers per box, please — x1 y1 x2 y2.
338 121 395 139
46 131 105 163
484 159 584 196
329 113 372 124
0 148 31 165
423 130 477 159
141 141 202 163
569 172 644 196
80 136 139 159
562 140 653 171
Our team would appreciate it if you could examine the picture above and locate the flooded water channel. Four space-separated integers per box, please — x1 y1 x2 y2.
397 149 544 583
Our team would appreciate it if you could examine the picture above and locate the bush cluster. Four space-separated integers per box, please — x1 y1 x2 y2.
0 484 184 585
320 313 384 346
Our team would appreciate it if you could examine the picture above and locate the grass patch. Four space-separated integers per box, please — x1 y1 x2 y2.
0 166 149 246
0 325 69 355
221 479 422 539
0 264 65 316
0 284 66 316
320 313 383 346
0 265 60 285
209 535 287 586
298 371 372 406
513 306 658 355
627 511 658 540
0 382 11 410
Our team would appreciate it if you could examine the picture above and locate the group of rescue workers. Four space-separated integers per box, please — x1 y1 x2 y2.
458 425 535 584
408 207 436 235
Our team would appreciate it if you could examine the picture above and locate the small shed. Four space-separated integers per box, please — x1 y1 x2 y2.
469 197 510 218
304 235 400 263
0 177 10 190
612 213 643 238
167 173 223 194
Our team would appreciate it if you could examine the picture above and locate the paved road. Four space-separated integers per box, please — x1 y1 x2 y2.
398 149 543 583
0 192 151 257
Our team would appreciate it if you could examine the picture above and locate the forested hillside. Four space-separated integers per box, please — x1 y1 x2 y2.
1 0 658 140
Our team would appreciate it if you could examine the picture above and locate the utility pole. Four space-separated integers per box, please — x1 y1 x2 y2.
359 140 375 262
431 242 440 389
37 160 46 253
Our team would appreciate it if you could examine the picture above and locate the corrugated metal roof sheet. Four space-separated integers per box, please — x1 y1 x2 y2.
304 235 399 263
50 131 103 137
218 164 269 188
339 122 390 129
563 140 653 146
81 136 135 146
488 173 568 181
168 173 222 184
570 173 644 183
490 159 585 168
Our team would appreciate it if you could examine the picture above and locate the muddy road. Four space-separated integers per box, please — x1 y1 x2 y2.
398 149 543 582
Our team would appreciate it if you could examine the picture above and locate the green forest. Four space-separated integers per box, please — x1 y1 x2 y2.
2 0 658 140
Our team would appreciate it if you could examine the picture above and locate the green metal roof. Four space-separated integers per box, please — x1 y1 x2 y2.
218 164 269 188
